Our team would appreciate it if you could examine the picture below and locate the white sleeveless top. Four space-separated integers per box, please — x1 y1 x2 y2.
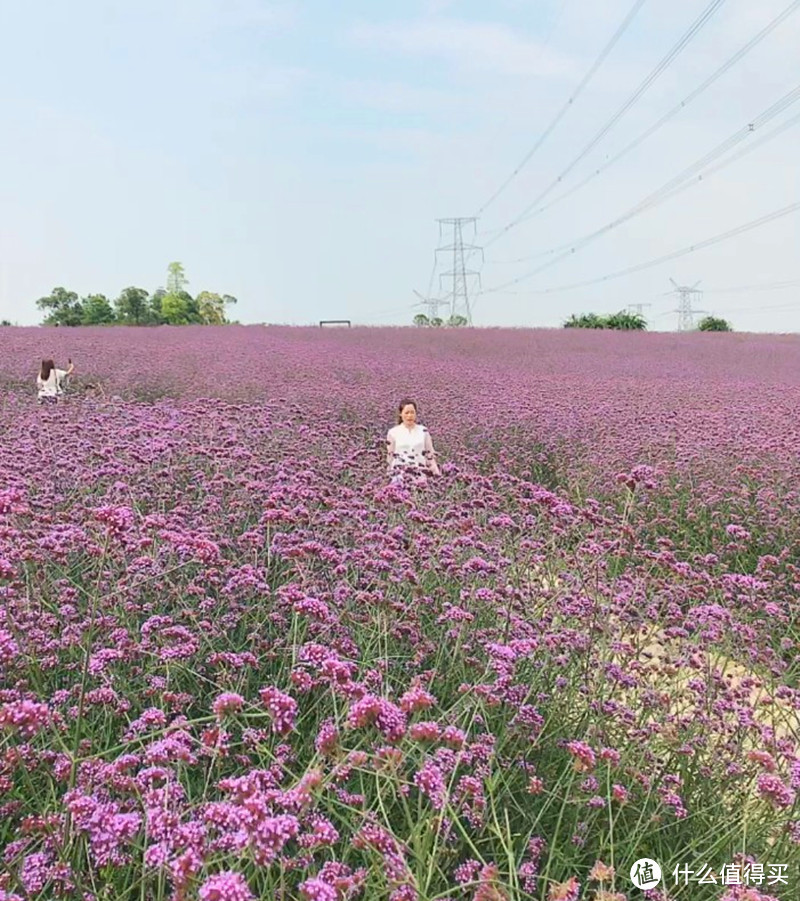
387 423 429 470
37 369 68 399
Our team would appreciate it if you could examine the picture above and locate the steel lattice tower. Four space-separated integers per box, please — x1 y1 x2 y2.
435 218 483 325
668 279 706 330
412 290 450 323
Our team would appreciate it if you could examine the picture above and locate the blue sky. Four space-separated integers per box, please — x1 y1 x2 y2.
0 0 798 331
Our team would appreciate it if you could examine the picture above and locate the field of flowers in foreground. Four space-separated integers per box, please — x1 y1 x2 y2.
1 325 799 901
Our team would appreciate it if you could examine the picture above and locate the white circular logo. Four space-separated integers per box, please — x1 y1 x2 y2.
630 859 662 889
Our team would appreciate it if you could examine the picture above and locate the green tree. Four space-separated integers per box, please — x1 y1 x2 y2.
430 317 443 327
166 262 188 294
563 312 606 329
36 287 84 326
605 310 646 330
161 291 198 325
413 313 430 327
0 319 13 326
698 315 732 332
563 311 646 330
196 291 222 325
81 294 117 325
196 291 238 325
115 286 150 325
448 314 468 327
149 288 167 324
185 291 202 323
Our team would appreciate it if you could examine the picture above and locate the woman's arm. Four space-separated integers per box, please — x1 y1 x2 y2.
424 431 440 476
386 433 395 469
66 359 75 376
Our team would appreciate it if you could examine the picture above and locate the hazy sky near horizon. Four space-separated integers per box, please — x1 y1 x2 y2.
0 0 798 331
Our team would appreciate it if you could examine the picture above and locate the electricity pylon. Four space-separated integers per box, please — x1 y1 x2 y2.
666 278 706 330
412 290 449 322
435 218 483 324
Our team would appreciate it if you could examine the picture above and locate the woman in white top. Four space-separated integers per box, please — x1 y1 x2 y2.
37 358 74 404
386 398 441 482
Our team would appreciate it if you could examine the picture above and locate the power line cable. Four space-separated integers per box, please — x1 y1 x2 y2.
466 0 573 184
542 0 573 45
507 0 800 229
704 278 800 294
488 107 800 267
412 237 449 320
475 0 799 248
488 201 800 296
708 300 800 313
479 87 800 294
474 0 650 217
364 303 420 323
481 0 730 248
425 256 437 300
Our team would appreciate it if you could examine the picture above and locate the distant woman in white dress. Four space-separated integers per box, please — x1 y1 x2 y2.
37 358 74 404
386 398 441 483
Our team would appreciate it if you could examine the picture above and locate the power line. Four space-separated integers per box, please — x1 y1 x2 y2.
484 108 800 268
481 0 730 249
541 0 573 46
488 107 800 268
466 0 573 186
424 255 438 302
364 303 419 324
412 253 450 323
479 86 800 294
490 201 800 296
474 0 649 217
509 0 800 228
704 278 800 294
651 293 800 319
708 299 800 314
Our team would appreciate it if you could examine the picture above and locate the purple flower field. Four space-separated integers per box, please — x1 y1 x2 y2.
1 325 799 901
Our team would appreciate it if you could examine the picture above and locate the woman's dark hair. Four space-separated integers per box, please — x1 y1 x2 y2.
40 359 55 381
397 398 417 424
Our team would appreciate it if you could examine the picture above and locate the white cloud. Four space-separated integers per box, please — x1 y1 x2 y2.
348 18 578 79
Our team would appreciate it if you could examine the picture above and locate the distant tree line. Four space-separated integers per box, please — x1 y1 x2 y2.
696 316 732 332
563 310 733 332
563 311 647 330
413 314 468 327
35 263 238 327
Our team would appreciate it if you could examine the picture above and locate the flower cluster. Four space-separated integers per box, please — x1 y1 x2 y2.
0 325 798 899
